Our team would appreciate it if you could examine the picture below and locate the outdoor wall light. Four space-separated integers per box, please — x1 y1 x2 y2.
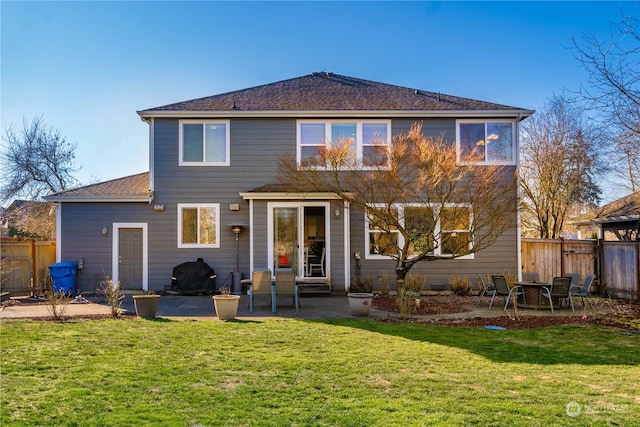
101 225 108 236
335 208 340 217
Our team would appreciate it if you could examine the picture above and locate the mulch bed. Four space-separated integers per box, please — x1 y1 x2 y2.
372 295 640 330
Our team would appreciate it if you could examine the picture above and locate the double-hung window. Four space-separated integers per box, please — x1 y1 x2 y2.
457 120 515 164
179 120 230 166
178 203 220 248
298 120 391 167
365 204 472 259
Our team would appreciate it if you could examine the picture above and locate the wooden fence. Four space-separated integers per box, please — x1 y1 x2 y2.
521 238 640 299
1 238 57 296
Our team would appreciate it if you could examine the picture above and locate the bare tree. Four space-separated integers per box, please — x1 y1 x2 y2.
1 116 79 203
277 122 518 283
5 200 56 239
520 95 605 239
573 14 640 193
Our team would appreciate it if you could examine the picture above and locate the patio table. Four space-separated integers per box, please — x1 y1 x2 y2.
515 281 552 309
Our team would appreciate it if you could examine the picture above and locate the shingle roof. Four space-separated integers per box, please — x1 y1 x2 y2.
46 172 151 202
139 72 531 115
594 191 640 223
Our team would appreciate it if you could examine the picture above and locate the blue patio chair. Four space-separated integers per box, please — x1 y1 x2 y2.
570 274 595 308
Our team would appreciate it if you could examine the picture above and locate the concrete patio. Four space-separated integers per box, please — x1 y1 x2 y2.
0 293 583 321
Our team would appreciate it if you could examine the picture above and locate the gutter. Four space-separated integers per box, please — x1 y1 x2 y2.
138 109 535 120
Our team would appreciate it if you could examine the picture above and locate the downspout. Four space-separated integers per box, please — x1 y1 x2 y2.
56 203 62 262
344 200 351 292
515 113 523 281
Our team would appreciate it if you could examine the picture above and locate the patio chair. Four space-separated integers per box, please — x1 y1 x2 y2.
570 274 595 308
540 276 574 313
308 247 325 276
566 273 581 291
488 275 524 311
476 274 496 305
248 270 275 313
275 269 300 312
522 271 540 282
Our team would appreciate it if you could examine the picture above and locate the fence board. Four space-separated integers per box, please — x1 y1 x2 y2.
1 239 57 296
602 241 639 299
522 238 639 299
521 239 596 283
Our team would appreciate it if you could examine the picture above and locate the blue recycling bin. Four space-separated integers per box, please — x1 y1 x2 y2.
48 262 77 296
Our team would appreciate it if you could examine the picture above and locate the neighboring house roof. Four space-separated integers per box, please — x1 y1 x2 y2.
593 191 640 224
45 172 151 202
138 72 534 119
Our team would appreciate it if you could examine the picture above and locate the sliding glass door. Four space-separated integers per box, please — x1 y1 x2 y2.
270 203 328 278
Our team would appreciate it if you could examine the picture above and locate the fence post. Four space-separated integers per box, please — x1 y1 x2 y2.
29 239 36 297
597 239 605 296
560 237 565 276
636 241 640 299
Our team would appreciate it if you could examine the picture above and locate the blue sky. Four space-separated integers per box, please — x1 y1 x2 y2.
2 1 638 202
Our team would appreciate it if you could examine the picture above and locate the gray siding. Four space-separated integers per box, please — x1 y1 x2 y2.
59 116 519 293
59 202 151 293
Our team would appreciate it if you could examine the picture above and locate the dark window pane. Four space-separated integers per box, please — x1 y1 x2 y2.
183 124 203 162
459 123 485 160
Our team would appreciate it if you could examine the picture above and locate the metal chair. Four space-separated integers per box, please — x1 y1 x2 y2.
275 269 300 312
476 274 496 305
489 275 524 311
248 270 275 313
540 276 574 313
570 274 595 308
565 273 581 292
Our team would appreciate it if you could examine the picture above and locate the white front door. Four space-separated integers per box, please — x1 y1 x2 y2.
268 202 329 278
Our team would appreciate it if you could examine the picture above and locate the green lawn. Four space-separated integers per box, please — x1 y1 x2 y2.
1 318 639 426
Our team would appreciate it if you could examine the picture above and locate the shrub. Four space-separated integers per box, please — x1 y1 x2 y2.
43 272 70 320
98 276 124 317
396 274 425 319
449 275 472 296
377 271 391 296
350 275 373 293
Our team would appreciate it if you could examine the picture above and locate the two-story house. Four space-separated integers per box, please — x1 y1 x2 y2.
47 72 533 293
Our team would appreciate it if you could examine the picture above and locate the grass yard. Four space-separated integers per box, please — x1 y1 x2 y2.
1 318 639 426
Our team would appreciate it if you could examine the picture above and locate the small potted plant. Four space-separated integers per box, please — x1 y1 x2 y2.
213 286 241 320
132 291 160 319
347 275 374 316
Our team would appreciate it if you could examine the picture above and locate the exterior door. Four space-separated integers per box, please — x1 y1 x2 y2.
270 203 328 278
118 228 143 290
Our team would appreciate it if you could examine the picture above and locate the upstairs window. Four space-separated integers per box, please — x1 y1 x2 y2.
178 203 220 248
298 120 390 168
457 120 515 164
179 120 230 166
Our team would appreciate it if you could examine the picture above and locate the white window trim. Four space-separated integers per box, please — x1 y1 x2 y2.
456 119 516 165
177 203 221 248
179 120 230 166
364 203 474 260
296 119 391 169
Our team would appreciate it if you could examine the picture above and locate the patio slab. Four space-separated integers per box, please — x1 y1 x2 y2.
0 294 581 320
